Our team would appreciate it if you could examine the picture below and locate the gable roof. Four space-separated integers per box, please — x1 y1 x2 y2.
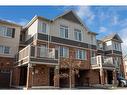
0 19 22 27
23 15 51 29
23 10 98 35
53 10 97 35
53 10 85 26
101 33 123 43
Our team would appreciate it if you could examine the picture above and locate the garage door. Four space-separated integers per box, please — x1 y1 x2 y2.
0 72 10 88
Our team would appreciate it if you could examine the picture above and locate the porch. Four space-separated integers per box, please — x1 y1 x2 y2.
90 55 118 85
13 45 59 89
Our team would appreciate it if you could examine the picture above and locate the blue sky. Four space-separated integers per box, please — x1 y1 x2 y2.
0 6 127 54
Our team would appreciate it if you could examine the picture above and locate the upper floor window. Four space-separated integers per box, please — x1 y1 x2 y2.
60 25 68 39
0 45 10 54
0 26 15 38
74 29 82 41
60 46 69 58
76 49 86 60
114 42 117 50
91 51 96 57
106 41 112 46
41 23 47 33
91 35 94 43
98 43 103 50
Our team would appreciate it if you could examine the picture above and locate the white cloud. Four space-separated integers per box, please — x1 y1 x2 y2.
0 17 28 26
111 16 119 25
0 17 18 25
99 26 107 33
119 18 127 28
119 27 127 55
76 6 95 21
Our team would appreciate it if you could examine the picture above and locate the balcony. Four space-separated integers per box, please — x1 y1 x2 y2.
16 45 59 66
91 55 116 69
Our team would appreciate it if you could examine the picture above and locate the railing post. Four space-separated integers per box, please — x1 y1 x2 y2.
26 63 33 89
100 68 104 85
112 69 117 87
54 65 59 87
35 46 37 58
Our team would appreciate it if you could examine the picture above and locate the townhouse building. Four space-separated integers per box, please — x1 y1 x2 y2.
91 33 123 85
0 10 124 89
0 19 21 88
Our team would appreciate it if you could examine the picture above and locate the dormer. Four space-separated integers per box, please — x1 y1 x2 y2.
101 33 123 51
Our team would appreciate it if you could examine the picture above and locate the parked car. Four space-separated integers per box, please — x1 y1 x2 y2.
117 76 127 87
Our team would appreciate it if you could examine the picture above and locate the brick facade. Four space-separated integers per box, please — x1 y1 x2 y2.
0 57 14 70
32 65 49 86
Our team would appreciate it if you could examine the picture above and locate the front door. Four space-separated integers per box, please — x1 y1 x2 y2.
107 70 113 84
49 68 54 86
19 66 27 86
0 71 10 88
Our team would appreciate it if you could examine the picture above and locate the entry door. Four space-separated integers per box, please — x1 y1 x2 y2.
49 68 54 86
19 67 27 86
107 70 113 84
0 71 10 88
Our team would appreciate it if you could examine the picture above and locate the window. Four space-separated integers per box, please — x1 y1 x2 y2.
0 26 15 38
0 45 10 54
60 25 68 38
0 26 6 36
91 51 96 57
74 29 82 41
99 43 103 50
91 35 94 43
42 23 47 33
76 49 86 60
0 45 4 53
106 41 112 46
60 46 69 58
6 28 13 37
114 42 117 50
39 44 47 57
4 46 10 54
98 57 101 64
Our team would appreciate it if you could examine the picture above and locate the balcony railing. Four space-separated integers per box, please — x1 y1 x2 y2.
91 55 116 69
16 45 58 65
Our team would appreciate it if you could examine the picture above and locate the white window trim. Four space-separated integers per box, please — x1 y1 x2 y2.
59 25 69 39
0 26 13 38
59 46 69 58
76 49 86 60
0 45 11 55
74 29 82 42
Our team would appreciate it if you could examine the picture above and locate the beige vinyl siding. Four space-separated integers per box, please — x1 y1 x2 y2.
38 19 50 34
25 19 38 41
0 23 21 58
50 18 93 45
28 17 97 46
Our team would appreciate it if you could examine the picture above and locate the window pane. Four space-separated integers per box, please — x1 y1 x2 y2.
60 27 64 38
4 46 10 54
0 45 3 53
42 23 46 33
60 46 69 58
0 26 6 36
6 28 13 37
60 25 68 38
82 50 86 60
74 29 82 41
79 32 81 41
64 47 69 57
65 29 68 38
60 47 63 57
